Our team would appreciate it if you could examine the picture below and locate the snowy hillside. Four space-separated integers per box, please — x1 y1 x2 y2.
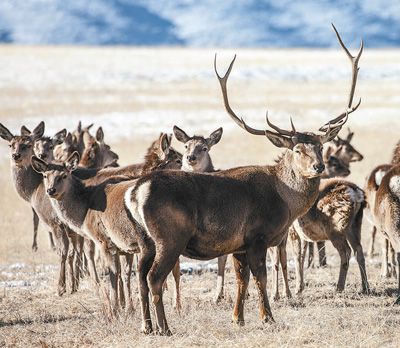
0 0 399 47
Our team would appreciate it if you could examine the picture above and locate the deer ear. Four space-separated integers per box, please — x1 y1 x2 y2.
206 127 223 147
323 145 333 162
346 128 354 142
65 132 73 146
53 129 67 145
84 123 94 132
157 133 170 159
0 123 14 142
265 131 294 149
96 127 104 143
21 126 31 136
173 126 190 143
31 156 48 174
65 151 80 172
31 121 45 140
83 132 92 148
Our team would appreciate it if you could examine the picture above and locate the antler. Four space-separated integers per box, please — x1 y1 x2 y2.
319 24 363 132
214 54 265 136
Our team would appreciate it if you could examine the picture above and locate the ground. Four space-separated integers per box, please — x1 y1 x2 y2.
0 46 399 347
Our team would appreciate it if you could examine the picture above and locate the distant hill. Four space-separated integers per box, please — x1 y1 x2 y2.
0 0 398 47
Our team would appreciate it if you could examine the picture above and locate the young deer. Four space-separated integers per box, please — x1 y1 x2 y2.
31 134 182 314
123 26 360 334
306 130 363 269
173 125 226 304
0 121 79 296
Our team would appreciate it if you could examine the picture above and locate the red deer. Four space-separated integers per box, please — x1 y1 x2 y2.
122 24 361 335
31 133 182 314
173 125 226 304
0 121 79 296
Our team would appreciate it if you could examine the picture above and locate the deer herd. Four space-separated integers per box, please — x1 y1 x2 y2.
0 24 399 335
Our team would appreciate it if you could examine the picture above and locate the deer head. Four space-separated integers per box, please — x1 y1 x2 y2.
0 121 45 167
332 128 363 164
322 146 351 178
80 127 118 168
33 128 67 162
214 24 362 179
31 151 80 200
173 126 222 172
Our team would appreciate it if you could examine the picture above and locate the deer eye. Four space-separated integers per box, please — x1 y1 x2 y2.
295 149 301 154
62 173 67 179
184 145 188 149
43 174 47 178
176 159 182 164
202 147 208 152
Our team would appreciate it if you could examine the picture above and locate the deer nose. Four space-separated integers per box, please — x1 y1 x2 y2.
187 155 196 162
47 188 56 196
12 153 21 160
313 163 325 174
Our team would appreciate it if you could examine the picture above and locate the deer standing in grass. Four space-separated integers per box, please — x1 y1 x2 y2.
173 125 225 304
122 29 358 335
306 129 364 269
271 24 365 299
370 165 400 304
31 133 182 314
0 121 79 296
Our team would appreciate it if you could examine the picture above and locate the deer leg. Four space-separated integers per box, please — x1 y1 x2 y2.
367 225 377 258
290 228 304 295
389 243 397 278
271 247 280 302
118 254 126 310
231 252 249 325
52 225 69 296
381 238 390 278
247 243 274 323
172 259 181 312
108 250 121 315
31 208 39 252
395 252 400 305
67 232 77 294
137 246 155 334
331 237 351 292
347 233 370 294
306 242 315 269
48 231 56 251
214 255 228 303
84 240 100 284
279 237 292 299
317 241 327 268
147 247 184 336
121 253 133 312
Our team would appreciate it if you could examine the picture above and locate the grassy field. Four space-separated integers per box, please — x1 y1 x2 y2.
0 46 400 347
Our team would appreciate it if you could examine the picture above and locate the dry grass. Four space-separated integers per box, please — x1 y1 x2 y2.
1 47 400 347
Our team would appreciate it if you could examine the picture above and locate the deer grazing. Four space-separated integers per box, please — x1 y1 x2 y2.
121 24 360 335
173 125 227 303
31 133 182 315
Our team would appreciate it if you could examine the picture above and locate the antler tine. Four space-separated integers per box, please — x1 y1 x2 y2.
290 116 296 133
214 54 265 136
265 112 293 137
319 99 359 132
331 23 363 109
320 24 363 132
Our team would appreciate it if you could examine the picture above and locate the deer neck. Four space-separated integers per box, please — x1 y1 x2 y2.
274 151 321 219
50 176 89 232
11 162 43 202
182 156 214 173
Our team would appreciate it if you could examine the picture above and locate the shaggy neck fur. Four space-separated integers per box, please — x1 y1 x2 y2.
274 150 321 219
11 162 43 202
